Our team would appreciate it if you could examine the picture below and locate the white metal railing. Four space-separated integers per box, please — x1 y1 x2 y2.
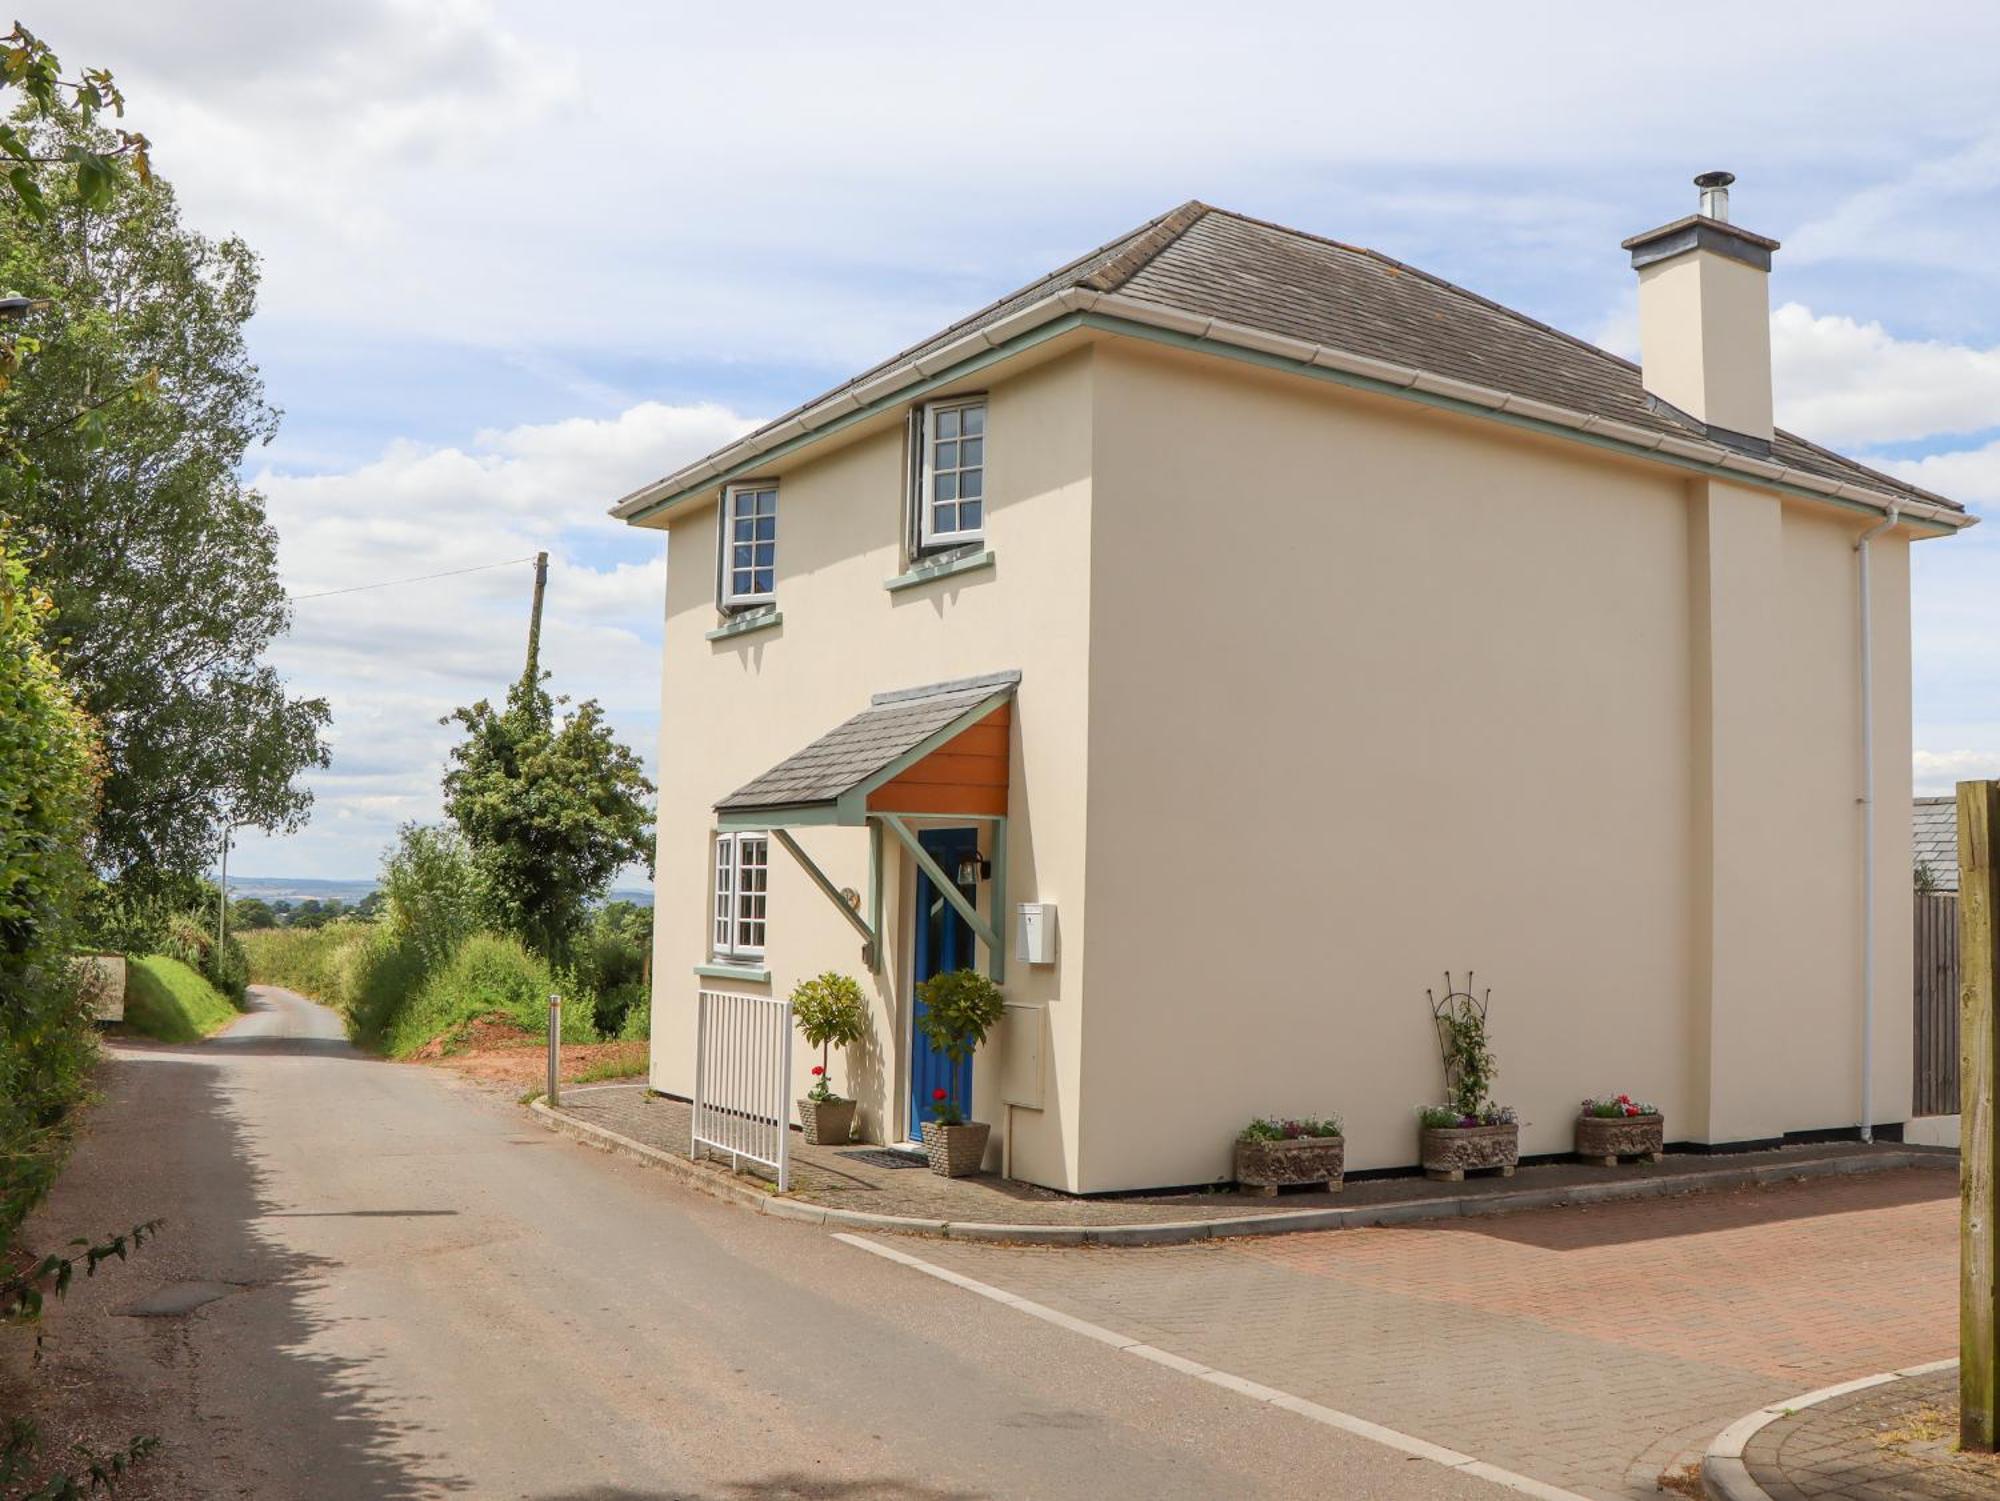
691 989 793 1192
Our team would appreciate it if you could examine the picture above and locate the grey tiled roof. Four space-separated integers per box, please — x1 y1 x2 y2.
718 201 1959 515
1914 797 1959 892
717 671 1019 814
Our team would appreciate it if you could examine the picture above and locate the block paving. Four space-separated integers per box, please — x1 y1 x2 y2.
1745 1368 2000 1500
907 1169 1958 1501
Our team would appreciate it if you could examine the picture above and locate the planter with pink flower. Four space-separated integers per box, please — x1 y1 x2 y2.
1575 1095 1664 1165
916 968 1006 1177
791 972 868 1146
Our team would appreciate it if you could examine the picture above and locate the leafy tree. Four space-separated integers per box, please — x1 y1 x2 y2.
442 672 654 963
0 106 328 890
353 889 384 921
378 823 478 967
228 896 275 930
287 898 332 930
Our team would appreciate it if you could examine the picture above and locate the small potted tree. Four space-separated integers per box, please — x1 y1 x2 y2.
915 967 1006 1177
1416 972 1520 1181
1235 1116 1344 1196
1575 1094 1664 1165
791 972 868 1146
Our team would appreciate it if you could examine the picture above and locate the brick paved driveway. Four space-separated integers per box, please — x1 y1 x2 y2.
894 1167 1956 1501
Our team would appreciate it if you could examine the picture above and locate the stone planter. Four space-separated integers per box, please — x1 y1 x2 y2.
921 1119 991 1177
1574 1112 1664 1166
1235 1135 1344 1197
797 1097 857 1146
1420 1122 1519 1182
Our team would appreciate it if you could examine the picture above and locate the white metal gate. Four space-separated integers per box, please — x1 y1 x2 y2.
691 989 793 1191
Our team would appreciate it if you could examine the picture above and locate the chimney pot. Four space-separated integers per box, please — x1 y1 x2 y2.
1694 169 1735 222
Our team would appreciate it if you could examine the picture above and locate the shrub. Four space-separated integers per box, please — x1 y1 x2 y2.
915 968 1004 1123
1239 1115 1342 1142
157 909 249 1004
616 992 650 1042
791 972 868 1100
240 923 368 1005
0 537 102 1257
379 823 480 968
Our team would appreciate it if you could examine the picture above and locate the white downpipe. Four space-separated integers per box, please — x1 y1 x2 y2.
1854 504 1900 1144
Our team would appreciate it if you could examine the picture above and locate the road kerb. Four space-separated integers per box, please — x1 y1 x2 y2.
1699 1362 1960 1501
831 1230 1596 1500
530 1098 1944 1247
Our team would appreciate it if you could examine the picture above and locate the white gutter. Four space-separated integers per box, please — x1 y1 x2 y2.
609 288 1972 532
1853 503 1901 1143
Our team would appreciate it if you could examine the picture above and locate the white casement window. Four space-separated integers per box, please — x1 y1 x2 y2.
917 397 986 549
711 832 769 961
719 483 778 608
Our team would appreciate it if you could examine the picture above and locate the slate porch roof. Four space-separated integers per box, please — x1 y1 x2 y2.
716 671 1019 816
1914 796 1959 892
627 200 1961 518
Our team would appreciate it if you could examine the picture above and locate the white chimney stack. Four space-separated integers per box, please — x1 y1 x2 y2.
1621 171 1781 447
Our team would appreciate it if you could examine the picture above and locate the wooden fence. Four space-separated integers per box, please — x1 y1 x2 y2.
1915 891 1960 1118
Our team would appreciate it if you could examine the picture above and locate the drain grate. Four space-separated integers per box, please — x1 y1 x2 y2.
838 1148 931 1171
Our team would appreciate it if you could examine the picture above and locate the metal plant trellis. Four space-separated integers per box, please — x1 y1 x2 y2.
1428 971 1493 1113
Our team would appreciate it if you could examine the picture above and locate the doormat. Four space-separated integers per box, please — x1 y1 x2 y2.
838 1149 931 1170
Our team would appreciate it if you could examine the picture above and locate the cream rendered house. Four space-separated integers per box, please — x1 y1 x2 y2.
612 177 1973 1193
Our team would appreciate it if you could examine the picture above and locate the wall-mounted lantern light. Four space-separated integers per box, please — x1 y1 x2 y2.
956 850 992 886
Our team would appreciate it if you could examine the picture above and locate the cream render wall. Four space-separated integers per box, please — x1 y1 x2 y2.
1077 340 1914 1189
649 347 1098 1189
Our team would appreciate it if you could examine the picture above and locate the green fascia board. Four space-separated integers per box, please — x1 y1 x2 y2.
628 300 1948 537
706 608 782 642
885 549 996 593
695 962 771 983
830 686 1017 824
716 803 846 830
625 314 1088 525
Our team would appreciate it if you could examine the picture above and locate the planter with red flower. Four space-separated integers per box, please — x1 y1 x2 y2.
1235 1116 1344 1196
1575 1095 1664 1165
791 972 868 1145
915 968 1006 1177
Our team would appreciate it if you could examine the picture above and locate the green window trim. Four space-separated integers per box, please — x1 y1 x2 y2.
694 962 772 984
706 607 782 642
884 548 995 594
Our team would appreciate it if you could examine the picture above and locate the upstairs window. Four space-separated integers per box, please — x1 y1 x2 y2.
712 832 768 961
719 483 778 608
918 397 986 550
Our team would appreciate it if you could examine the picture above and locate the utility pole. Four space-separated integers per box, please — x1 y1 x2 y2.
1964 779 2000 1450
216 824 230 954
523 550 549 684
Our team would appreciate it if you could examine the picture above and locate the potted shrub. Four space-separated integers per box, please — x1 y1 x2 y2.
1235 1116 1344 1196
1416 972 1520 1181
914 967 1006 1177
791 972 868 1146
1575 1094 1664 1166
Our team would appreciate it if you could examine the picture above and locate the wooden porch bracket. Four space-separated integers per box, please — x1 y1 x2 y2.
770 828 880 972
876 811 1005 982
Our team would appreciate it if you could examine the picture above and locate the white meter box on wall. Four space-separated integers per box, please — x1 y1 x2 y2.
1015 903 1057 965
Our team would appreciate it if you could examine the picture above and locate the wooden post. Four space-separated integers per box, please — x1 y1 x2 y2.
1961 780 2000 1450
523 550 549 685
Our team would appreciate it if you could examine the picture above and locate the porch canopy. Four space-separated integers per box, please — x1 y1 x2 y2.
715 670 1018 976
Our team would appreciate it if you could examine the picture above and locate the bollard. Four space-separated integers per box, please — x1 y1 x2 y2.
547 992 562 1108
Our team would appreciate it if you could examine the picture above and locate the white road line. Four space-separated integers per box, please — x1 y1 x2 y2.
832 1231 1593 1501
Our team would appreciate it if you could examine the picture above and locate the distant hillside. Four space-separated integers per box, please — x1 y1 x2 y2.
227 876 652 908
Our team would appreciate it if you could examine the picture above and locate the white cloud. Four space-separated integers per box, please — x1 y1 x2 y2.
1915 750 2000 795
1773 304 2000 449
228 399 756 878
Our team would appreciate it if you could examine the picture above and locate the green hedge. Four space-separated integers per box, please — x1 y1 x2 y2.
122 955 241 1044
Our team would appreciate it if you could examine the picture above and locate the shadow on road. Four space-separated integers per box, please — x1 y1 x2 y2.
13 1048 474 1498
537 1479 989 1500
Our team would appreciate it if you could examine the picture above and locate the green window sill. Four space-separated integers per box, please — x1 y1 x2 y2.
695 962 771 984
706 607 781 642
884 548 995 593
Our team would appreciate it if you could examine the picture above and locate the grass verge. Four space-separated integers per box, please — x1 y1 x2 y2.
121 955 243 1043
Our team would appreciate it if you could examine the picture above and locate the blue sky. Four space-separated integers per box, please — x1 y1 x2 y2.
58 0 2000 878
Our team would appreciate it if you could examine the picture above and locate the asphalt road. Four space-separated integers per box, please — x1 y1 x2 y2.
14 986 1504 1500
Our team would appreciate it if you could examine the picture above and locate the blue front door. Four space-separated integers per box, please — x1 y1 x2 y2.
910 827 979 1140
